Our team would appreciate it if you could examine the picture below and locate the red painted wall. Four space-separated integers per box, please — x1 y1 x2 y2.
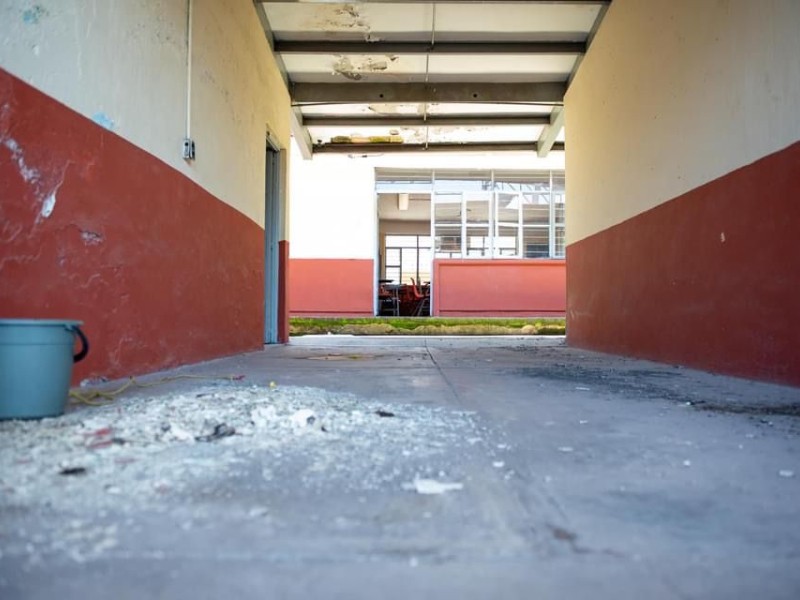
433 259 566 317
278 240 290 342
0 68 273 383
289 258 374 316
568 141 800 386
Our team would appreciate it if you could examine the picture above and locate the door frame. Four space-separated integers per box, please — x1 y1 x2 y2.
264 138 283 344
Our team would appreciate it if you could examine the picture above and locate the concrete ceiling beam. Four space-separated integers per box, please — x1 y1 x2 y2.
303 115 551 127
292 82 566 104
260 1 610 5
274 41 586 55
312 141 565 154
537 106 564 158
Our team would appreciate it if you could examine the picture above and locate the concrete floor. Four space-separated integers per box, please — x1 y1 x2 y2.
2 336 800 599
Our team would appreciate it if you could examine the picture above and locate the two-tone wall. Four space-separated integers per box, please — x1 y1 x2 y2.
1 0 292 382
566 0 800 385
288 143 377 316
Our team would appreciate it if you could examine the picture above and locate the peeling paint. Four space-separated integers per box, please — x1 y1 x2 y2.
81 230 104 246
307 3 376 42
2 137 40 183
22 5 47 25
333 55 395 81
40 190 56 219
367 103 424 116
91 112 115 131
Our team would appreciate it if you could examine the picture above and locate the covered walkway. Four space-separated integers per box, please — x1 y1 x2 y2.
2 337 799 599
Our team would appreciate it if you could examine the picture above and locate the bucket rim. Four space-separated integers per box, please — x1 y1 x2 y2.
0 318 84 327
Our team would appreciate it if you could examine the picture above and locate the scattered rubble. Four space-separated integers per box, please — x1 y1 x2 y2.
195 423 235 442
404 478 464 495
0 384 482 515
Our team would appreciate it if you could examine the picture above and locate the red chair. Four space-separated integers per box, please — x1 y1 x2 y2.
408 278 427 316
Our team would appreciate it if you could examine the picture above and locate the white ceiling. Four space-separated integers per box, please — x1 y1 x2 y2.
257 1 611 155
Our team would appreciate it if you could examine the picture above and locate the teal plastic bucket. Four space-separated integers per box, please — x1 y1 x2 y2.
0 319 89 419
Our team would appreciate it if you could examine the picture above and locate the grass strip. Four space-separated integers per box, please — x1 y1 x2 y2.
290 317 565 337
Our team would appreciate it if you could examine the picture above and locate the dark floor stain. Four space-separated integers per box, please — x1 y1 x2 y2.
305 354 374 361
513 365 696 404
691 401 800 418
550 525 577 543
514 364 800 420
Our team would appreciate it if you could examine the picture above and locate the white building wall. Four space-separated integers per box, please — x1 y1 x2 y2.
289 142 377 258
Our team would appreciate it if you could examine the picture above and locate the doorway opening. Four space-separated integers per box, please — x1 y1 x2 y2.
264 142 282 343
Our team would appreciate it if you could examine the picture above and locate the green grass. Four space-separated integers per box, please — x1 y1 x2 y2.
290 317 566 337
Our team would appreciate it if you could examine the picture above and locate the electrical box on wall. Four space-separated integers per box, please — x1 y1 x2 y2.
182 138 196 161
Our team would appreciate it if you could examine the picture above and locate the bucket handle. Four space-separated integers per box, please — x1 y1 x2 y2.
68 325 89 363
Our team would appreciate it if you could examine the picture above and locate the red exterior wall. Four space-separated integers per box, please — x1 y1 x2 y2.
567 141 800 386
289 258 374 316
432 259 566 317
278 240 290 342
0 68 273 383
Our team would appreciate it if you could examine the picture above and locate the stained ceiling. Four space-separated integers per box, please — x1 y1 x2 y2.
256 1 611 156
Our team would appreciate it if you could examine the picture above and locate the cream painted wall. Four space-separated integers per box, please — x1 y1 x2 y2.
566 0 800 243
289 141 565 258
0 0 291 227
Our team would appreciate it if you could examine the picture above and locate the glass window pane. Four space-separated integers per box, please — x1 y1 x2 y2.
523 227 550 258
400 248 418 283
466 226 490 257
434 193 462 223
496 192 519 223
494 171 550 193
552 173 565 223
554 198 565 223
434 170 491 193
418 248 432 282
385 248 400 264
552 173 565 194
385 267 400 283
435 225 461 257
555 226 566 258
522 192 550 226
466 197 490 223
495 225 519 257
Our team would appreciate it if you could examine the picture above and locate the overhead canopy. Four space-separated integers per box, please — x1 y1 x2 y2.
256 1 611 155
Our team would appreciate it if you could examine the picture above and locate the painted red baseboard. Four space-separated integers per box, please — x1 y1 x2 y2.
0 68 268 383
278 240 290 342
433 259 566 317
289 258 374 316
568 141 800 386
